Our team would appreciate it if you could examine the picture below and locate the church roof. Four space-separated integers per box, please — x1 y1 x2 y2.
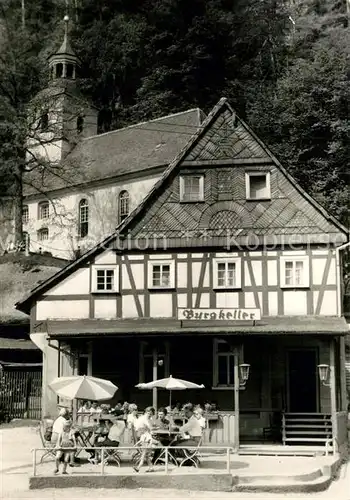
23 108 205 197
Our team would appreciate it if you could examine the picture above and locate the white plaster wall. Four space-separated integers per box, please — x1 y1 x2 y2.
267 260 278 285
36 300 89 319
319 290 337 316
95 251 117 265
216 292 239 308
268 291 278 316
283 291 307 315
24 173 160 259
94 299 117 318
122 295 144 318
177 262 187 288
149 293 172 317
47 267 90 295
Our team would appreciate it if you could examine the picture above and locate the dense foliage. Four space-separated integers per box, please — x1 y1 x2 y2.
0 0 349 242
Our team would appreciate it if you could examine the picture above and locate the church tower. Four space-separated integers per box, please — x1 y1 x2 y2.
28 15 98 164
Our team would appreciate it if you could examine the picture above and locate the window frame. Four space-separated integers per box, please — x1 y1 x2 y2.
280 255 310 288
37 227 49 242
91 265 119 294
212 339 235 388
179 174 205 202
38 201 50 220
119 190 129 223
78 199 89 238
148 260 175 290
22 205 29 224
245 171 271 200
213 257 241 289
138 341 170 383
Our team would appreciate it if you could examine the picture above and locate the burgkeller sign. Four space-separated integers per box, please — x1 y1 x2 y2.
178 308 261 321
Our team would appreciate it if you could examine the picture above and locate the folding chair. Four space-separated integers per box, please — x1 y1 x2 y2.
102 445 121 466
178 437 202 468
38 424 56 463
153 438 178 467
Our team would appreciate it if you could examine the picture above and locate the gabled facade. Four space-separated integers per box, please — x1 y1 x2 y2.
17 98 349 454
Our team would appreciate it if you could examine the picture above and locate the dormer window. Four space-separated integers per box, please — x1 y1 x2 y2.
180 175 204 202
246 172 271 200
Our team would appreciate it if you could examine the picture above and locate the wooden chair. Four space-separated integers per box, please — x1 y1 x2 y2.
38 424 56 463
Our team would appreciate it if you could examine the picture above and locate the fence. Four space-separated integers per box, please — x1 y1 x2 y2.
32 445 233 476
0 370 42 420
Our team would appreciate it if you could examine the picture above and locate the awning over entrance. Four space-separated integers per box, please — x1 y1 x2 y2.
43 316 350 339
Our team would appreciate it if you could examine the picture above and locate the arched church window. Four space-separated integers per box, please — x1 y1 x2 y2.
79 199 89 238
77 116 84 134
119 190 129 223
56 63 63 78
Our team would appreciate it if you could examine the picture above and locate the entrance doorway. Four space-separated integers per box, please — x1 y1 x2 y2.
287 349 318 412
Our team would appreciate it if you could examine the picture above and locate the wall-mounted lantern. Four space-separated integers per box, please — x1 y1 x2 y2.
239 363 250 387
317 364 330 386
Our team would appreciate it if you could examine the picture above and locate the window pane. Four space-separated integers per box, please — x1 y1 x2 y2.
295 261 304 285
227 262 236 287
218 355 228 385
217 262 226 286
228 355 235 385
143 356 153 383
161 264 170 287
217 341 230 353
285 261 293 285
182 176 203 201
249 175 268 199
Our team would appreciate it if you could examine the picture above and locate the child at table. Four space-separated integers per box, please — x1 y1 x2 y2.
54 421 77 474
133 428 160 473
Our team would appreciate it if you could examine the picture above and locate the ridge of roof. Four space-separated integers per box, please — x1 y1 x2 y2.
15 97 349 314
81 107 204 143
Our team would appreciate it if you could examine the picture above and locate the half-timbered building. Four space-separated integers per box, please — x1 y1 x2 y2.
16 98 350 454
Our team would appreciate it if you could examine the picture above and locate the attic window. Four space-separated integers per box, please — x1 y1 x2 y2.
180 175 204 202
246 172 271 200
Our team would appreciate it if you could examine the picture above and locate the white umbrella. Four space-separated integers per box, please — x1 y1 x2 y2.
49 375 118 401
136 375 204 409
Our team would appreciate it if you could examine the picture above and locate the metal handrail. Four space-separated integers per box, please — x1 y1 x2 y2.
31 445 234 476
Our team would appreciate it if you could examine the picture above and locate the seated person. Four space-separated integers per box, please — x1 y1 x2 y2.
93 420 125 463
194 407 206 430
153 407 170 430
173 404 203 454
90 402 102 416
78 400 91 413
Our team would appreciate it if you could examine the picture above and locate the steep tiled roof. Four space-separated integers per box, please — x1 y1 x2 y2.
23 108 204 196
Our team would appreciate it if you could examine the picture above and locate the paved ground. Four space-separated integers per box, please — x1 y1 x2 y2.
1 424 349 499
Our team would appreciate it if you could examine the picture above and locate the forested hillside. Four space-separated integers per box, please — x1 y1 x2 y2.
0 0 349 233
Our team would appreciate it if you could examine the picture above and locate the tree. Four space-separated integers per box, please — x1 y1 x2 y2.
249 0 350 224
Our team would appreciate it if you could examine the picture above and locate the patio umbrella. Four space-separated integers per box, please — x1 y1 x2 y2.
136 375 204 409
49 375 118 401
